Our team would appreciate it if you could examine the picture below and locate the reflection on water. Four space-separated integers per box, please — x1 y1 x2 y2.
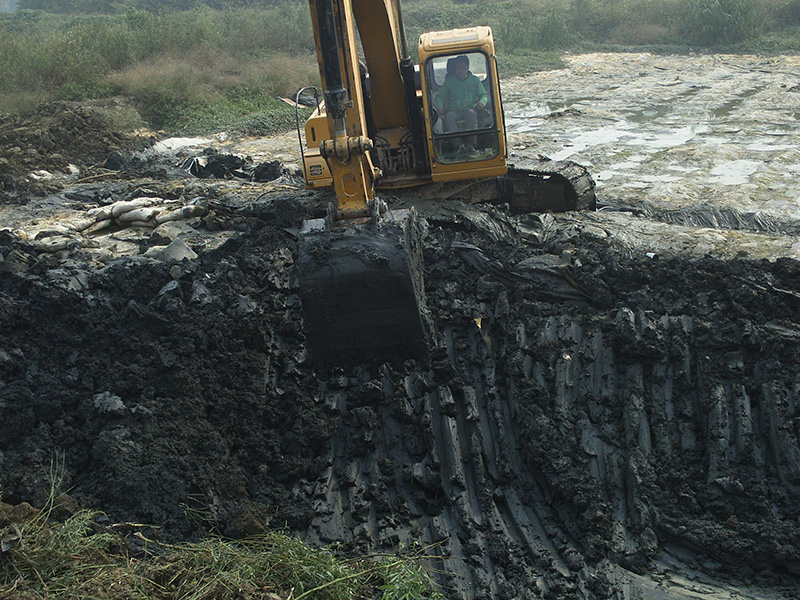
627 104 672 123
746 140 796 152
505 99 595 134
711 87 763 118
627 125 705 150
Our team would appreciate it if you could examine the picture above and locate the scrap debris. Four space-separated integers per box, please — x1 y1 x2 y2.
181 150 284 182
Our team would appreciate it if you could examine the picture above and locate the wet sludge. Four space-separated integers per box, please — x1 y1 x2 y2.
1 202 799 600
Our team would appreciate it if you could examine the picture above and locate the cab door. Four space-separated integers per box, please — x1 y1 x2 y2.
420 50 507 182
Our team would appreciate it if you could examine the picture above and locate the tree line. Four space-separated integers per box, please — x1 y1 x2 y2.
17 0 291 12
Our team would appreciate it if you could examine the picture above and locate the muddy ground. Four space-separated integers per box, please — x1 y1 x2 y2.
1 54 800 599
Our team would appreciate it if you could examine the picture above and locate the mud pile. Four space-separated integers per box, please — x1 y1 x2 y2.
0 101 147 195
1 190 799 598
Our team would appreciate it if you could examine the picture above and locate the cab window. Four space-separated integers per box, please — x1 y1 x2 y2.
426 52 499 163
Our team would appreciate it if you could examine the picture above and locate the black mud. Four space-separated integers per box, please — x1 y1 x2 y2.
1 194 799 599
0 102 151 197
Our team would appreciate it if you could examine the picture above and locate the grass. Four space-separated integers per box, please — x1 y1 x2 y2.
498 51 568 78
102 50 317 133
0 456 443 600
0 5 318 134
1 506 444 600
0 454 441 600
1 510 444 600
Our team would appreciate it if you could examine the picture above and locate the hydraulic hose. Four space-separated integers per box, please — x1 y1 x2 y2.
395 0 429 175
315 0 348 132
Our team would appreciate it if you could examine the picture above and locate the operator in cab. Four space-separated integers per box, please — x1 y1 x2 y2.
434 54 489 154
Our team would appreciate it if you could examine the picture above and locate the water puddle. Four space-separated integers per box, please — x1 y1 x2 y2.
711 87 763 118
506 120 541 134
551 124 631 161
150 137 212 153
627 125 707 150
709 160 761 185
746 140 797 152
506 103 547 133
506 99 595 133
627 103 673 123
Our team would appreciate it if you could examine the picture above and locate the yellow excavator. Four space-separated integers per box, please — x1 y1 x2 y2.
296 0 595 368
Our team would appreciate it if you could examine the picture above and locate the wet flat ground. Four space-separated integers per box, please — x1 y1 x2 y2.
504 53 800 258
504 53 800 209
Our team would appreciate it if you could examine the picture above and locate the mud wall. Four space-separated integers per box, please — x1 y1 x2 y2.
300 227 800 598
1 206 799 599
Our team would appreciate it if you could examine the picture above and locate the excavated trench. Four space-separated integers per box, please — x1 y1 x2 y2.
2 54 800 599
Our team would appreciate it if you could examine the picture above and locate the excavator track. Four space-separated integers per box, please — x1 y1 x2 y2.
390 157 596 214
504 157 596 213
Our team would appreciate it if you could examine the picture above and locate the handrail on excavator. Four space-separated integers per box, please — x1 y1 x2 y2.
294 86 321 186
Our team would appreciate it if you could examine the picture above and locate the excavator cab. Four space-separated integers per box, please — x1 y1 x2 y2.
419 28 508 183
426 53 499 162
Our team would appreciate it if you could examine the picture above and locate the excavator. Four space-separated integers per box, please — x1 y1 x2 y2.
295 0 595 368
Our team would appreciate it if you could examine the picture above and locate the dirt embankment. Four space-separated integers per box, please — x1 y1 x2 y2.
1 77 800 600
0 101 150 196
2 201 799 599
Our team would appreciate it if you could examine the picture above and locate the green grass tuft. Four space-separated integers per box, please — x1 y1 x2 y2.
1 511 445 600
1 461 444 600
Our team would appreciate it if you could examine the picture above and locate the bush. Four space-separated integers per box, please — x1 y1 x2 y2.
2 1 800 126
677 0 760 46
496 1 573 51
105 51 317 132
776 0 800 25
0 4 320 128
568 0 624 41
106 54 227 129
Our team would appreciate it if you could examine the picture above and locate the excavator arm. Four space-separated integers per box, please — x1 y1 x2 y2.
297 0 595 368
298 0 433 368
308 0 378 220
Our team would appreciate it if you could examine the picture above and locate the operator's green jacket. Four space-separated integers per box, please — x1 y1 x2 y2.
435 72 489 111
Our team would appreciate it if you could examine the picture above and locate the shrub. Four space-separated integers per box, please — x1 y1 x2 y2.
2 1 800 124
775 0 800 25
568 0 624 41
496 1 573 51
104 50 317 132
677 0 760 46
105 54 224 128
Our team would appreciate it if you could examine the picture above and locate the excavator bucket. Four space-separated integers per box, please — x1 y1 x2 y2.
297 209 433 369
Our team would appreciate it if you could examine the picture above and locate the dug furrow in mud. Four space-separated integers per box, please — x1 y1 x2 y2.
2 198 799 599
2 54 800 600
